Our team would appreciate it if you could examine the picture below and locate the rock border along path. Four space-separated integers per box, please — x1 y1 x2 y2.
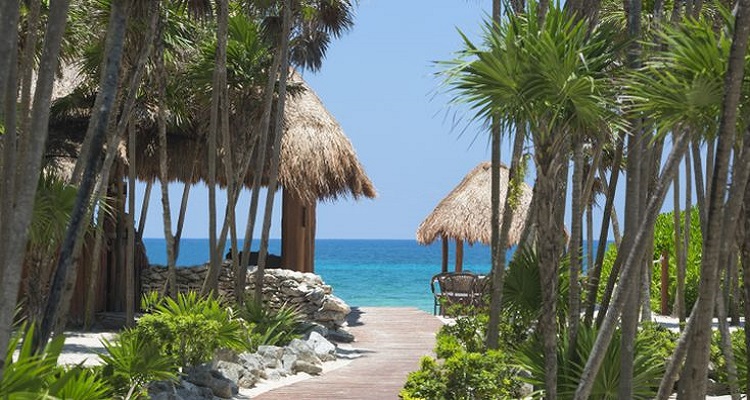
252 307 443 400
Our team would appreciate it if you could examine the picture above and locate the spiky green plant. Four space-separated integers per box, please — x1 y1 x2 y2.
240 294 311 350
98 332 176 399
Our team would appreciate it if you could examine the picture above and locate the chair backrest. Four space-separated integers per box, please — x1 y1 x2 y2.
431 272 451 294
439 272 478 294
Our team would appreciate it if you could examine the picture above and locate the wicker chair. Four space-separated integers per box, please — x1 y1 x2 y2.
431 272 479 316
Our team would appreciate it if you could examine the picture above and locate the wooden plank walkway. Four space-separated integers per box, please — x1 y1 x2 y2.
252 307 444 400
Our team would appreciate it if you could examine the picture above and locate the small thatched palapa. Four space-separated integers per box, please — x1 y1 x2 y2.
416 162 532 272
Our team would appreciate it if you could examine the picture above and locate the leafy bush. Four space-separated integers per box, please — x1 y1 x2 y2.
710 328 748 389
401 356 446 400
99 332 177 399
437 316 486 356
133 291 248 368
401 350 522 400
516 324 666 399
240 295 311 350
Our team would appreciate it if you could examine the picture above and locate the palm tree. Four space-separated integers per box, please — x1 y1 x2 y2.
678 2 750 395
576 9 749 398
34 0 129 352
0 0 73 370
443 2 621 395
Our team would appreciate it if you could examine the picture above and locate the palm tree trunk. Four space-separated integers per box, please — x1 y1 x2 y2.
584 142 623 326
486 123 524 349
741 176 750 391
715 277 741 399
203 0 229 296
173 183 191 260
18 0 41 155
126 120 136 327
618 119 644 400
34 0 125 352
138 181 152 240
533 130 568 399
255 0 292 304
485 0 505 351
676 149 692 323
86 1 158 329
568 137 584 355
155 15 177 298
691 141 707 235
0 0 20 309
239 44 283 307
678 0 750 393
138 181 152 239
574 131 690 400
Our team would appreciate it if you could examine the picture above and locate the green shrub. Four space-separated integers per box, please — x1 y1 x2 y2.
442 349 521 399
710 328 748 389
133 291 248 368
240 295 311 350
437 315 486 355
401 356 447 400
401 350 522 400
99 331 177 399
516 324 666 399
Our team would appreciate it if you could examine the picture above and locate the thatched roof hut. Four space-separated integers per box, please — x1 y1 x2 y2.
416 162 532 272
133 74 376 204
45 66 375 273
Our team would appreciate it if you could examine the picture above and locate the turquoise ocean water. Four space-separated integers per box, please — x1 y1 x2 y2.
143 238 495 314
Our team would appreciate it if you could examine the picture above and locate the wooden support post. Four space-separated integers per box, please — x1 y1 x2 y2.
660 251 669 315
441 237 448 273
456 239 464 272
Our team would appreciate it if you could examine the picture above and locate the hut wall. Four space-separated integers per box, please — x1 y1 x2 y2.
281 189 316 273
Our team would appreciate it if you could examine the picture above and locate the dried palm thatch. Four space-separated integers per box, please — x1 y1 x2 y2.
134 73 376 203
416 162 532 247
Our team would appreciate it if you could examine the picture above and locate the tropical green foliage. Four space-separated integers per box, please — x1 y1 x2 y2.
651 207 703 313
401 350 522 400
516 324 667 399
442 0 624 141
1 323 111 399
130 292 247 368
99 332 176 399
596 207 703 314
623 8 742 138
502 245 570 322
710 328 748 389
240 295 311 350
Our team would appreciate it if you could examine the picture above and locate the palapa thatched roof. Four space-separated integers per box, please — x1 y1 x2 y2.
416 162 532 247
44 65 376 204
134 74 376 204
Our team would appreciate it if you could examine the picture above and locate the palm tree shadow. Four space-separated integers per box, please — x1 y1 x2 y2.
346 307 364 327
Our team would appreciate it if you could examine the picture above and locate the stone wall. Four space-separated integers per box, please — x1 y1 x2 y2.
141 264 351 331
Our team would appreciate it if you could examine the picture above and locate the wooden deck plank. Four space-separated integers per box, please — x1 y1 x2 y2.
252 307 443 400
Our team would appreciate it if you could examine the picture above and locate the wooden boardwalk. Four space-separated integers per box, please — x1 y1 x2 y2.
252 307 444 400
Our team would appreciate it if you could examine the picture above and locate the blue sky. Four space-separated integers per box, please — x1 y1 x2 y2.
137 1 686 240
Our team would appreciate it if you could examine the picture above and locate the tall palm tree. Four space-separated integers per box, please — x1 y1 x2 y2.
679 1 750 394
34 0 129 352
576 9 747 398
444 2 621 395
240 0 355 304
